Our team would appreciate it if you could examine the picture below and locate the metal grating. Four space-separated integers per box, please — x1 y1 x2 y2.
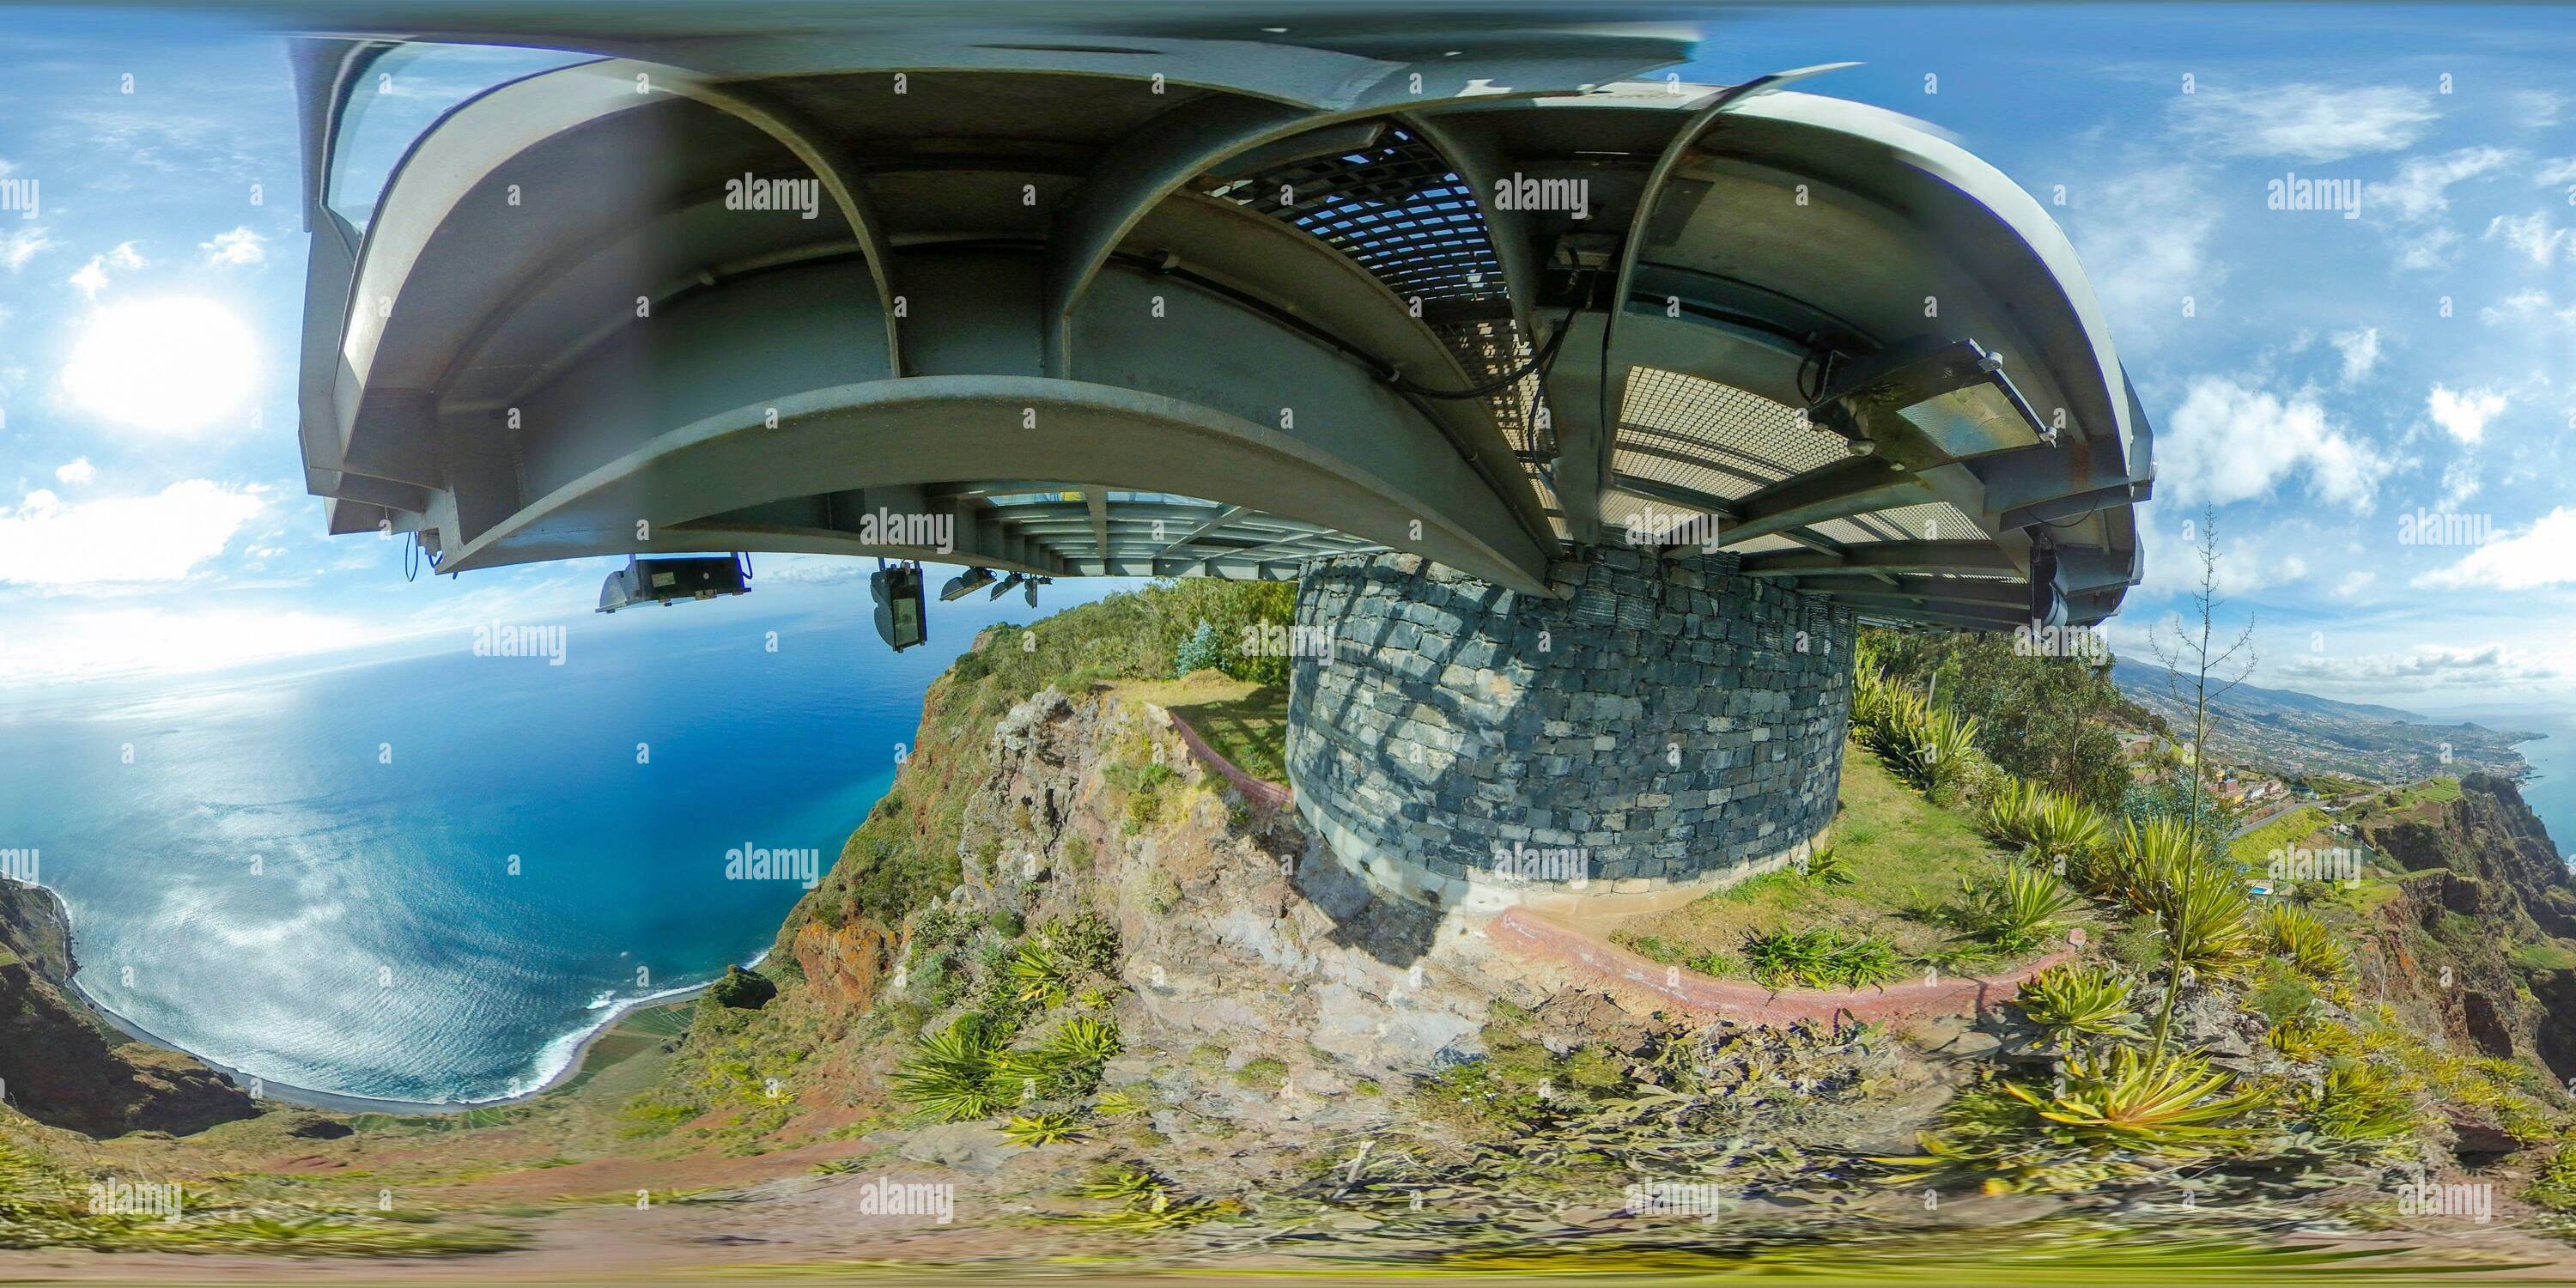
1619 367 1844 479
1212 127 1555 493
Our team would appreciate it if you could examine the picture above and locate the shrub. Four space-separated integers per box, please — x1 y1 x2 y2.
1171 621 1224 676
1745 927 1901 990
1954 864 2081 954
2258 903 2351 981
2297 1055 2415 1142
2014 963 2141 1043
707 965 777 1010
1860 689 1983 799
1983 778 2108 861
2000 1045 2271 1151
1001 1112 1086 1147
891 1014 1011 1123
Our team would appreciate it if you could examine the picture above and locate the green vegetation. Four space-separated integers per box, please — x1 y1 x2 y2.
2013 963 2141 1044
1744 927 1901 989
2226 806 2327 867
2257 903 2351 981
1950 864 2081 955
706 965 776 1010
1864 626 2154 808
1982 778 2107 860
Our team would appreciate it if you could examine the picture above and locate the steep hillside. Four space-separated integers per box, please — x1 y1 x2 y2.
0 878 256 1138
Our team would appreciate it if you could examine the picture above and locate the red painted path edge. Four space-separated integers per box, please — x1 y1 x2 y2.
1491 908 2075 1027
1163 705 2068 1028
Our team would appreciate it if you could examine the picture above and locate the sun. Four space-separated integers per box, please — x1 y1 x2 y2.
62 297 258 434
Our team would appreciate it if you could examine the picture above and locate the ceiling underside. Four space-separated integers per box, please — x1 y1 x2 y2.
289 25 2151 629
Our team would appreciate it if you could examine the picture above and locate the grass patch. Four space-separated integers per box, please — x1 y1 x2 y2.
1115 676 1290 785
2226 807 2328 868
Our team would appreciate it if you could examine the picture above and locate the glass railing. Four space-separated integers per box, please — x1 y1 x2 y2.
325 43 598 235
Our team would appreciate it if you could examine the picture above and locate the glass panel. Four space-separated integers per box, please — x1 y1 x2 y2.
326 44 596 234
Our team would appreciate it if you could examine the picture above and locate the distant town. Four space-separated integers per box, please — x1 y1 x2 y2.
2112 658 2537 788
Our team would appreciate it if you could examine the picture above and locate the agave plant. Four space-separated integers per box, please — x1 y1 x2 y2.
2004 1045 2273 1151
2098 818 2196 909
2014 963 2142 1044
890 1013 1010 1123
1001 1112 1086 1147
2299 1055 2416 1142
1864 690 1984 798
2259 903 2352 981
1007 937 1075 1008
1745 927 1901 990
1799 842 1857 887
2154 860 2260 975
1958 864 2082 953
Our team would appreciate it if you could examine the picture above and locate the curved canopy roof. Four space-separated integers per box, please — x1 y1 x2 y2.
286 13 2150 630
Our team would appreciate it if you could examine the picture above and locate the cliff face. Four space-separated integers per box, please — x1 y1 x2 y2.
2355 775 2576 1077
0 878 257 1138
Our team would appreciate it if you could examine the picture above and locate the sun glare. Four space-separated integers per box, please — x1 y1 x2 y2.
61 297 258 434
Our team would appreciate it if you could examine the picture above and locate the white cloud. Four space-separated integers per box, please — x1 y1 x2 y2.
2415 506 2576 590
199 226 265 267
2538 156 2576 186
0 228 55 271
0 480 262 586
68 240 146 299
59 296 258 434
2066 164 2221 350
52 458 95 485
2427 385 2508 444
2334 569 2376 599
2436 457 2480 509
2330 327 2380 383
2363 146 2513 222
2173 83 2437 162
2514 91 2568 130
2276 644 2559 691
2160 376 2386 508
2487 211 2568 265
2393 224 2460 271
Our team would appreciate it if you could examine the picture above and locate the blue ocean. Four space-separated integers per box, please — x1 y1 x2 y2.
0 580 1118 1104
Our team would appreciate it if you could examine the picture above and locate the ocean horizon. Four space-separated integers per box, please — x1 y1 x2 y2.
0 580 1120 1105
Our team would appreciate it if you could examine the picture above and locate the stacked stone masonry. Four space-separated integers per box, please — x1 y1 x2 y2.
1286 548 1856 908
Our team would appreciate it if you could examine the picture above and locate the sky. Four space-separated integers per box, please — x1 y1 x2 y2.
0 5 2571 711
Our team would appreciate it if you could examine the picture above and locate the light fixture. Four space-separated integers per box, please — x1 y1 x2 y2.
871 562 927 651
597 555 750 614
989 571 1026 601
938 566 997 602
1807 337 2057 467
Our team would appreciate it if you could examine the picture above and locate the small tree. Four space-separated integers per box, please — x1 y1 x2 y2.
2143 506 2257 1066
1171 620 1224 676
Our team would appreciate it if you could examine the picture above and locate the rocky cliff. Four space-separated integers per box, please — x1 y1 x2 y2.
0 878 258 1137
2354 775 2576 1078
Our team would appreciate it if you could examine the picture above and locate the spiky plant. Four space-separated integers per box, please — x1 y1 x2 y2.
2099 818 2196 909
2014 963 2141 1044
2259 903 2351 981
1864 690 1983 798
2298 1055 2416 1142
2266 1016 2359 1061
1800 842 1856 887
890 1013 1010 1123
1957 864 2082 953
1007 937 1074 1008
2002 1045 2273 1151
1093 1089 1148 1117
1744 927 1901 990
1001 1112 1086 1147
2153 859 2259 975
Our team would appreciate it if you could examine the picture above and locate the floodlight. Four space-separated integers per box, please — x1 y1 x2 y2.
1807 337 2055 465
989 572 1026 601
597 556 750 614
939 566 997 602
872 563 927 651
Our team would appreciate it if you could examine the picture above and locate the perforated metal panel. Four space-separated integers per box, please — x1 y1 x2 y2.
1618 367 1844 479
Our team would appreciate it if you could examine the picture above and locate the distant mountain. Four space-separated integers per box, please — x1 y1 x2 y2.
2111 660 2428 726
2111 659 2534 783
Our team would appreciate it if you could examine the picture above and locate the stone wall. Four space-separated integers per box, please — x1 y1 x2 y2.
1285 549 1855 912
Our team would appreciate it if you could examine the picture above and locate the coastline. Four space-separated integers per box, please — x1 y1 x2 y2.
66 967 736 1117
